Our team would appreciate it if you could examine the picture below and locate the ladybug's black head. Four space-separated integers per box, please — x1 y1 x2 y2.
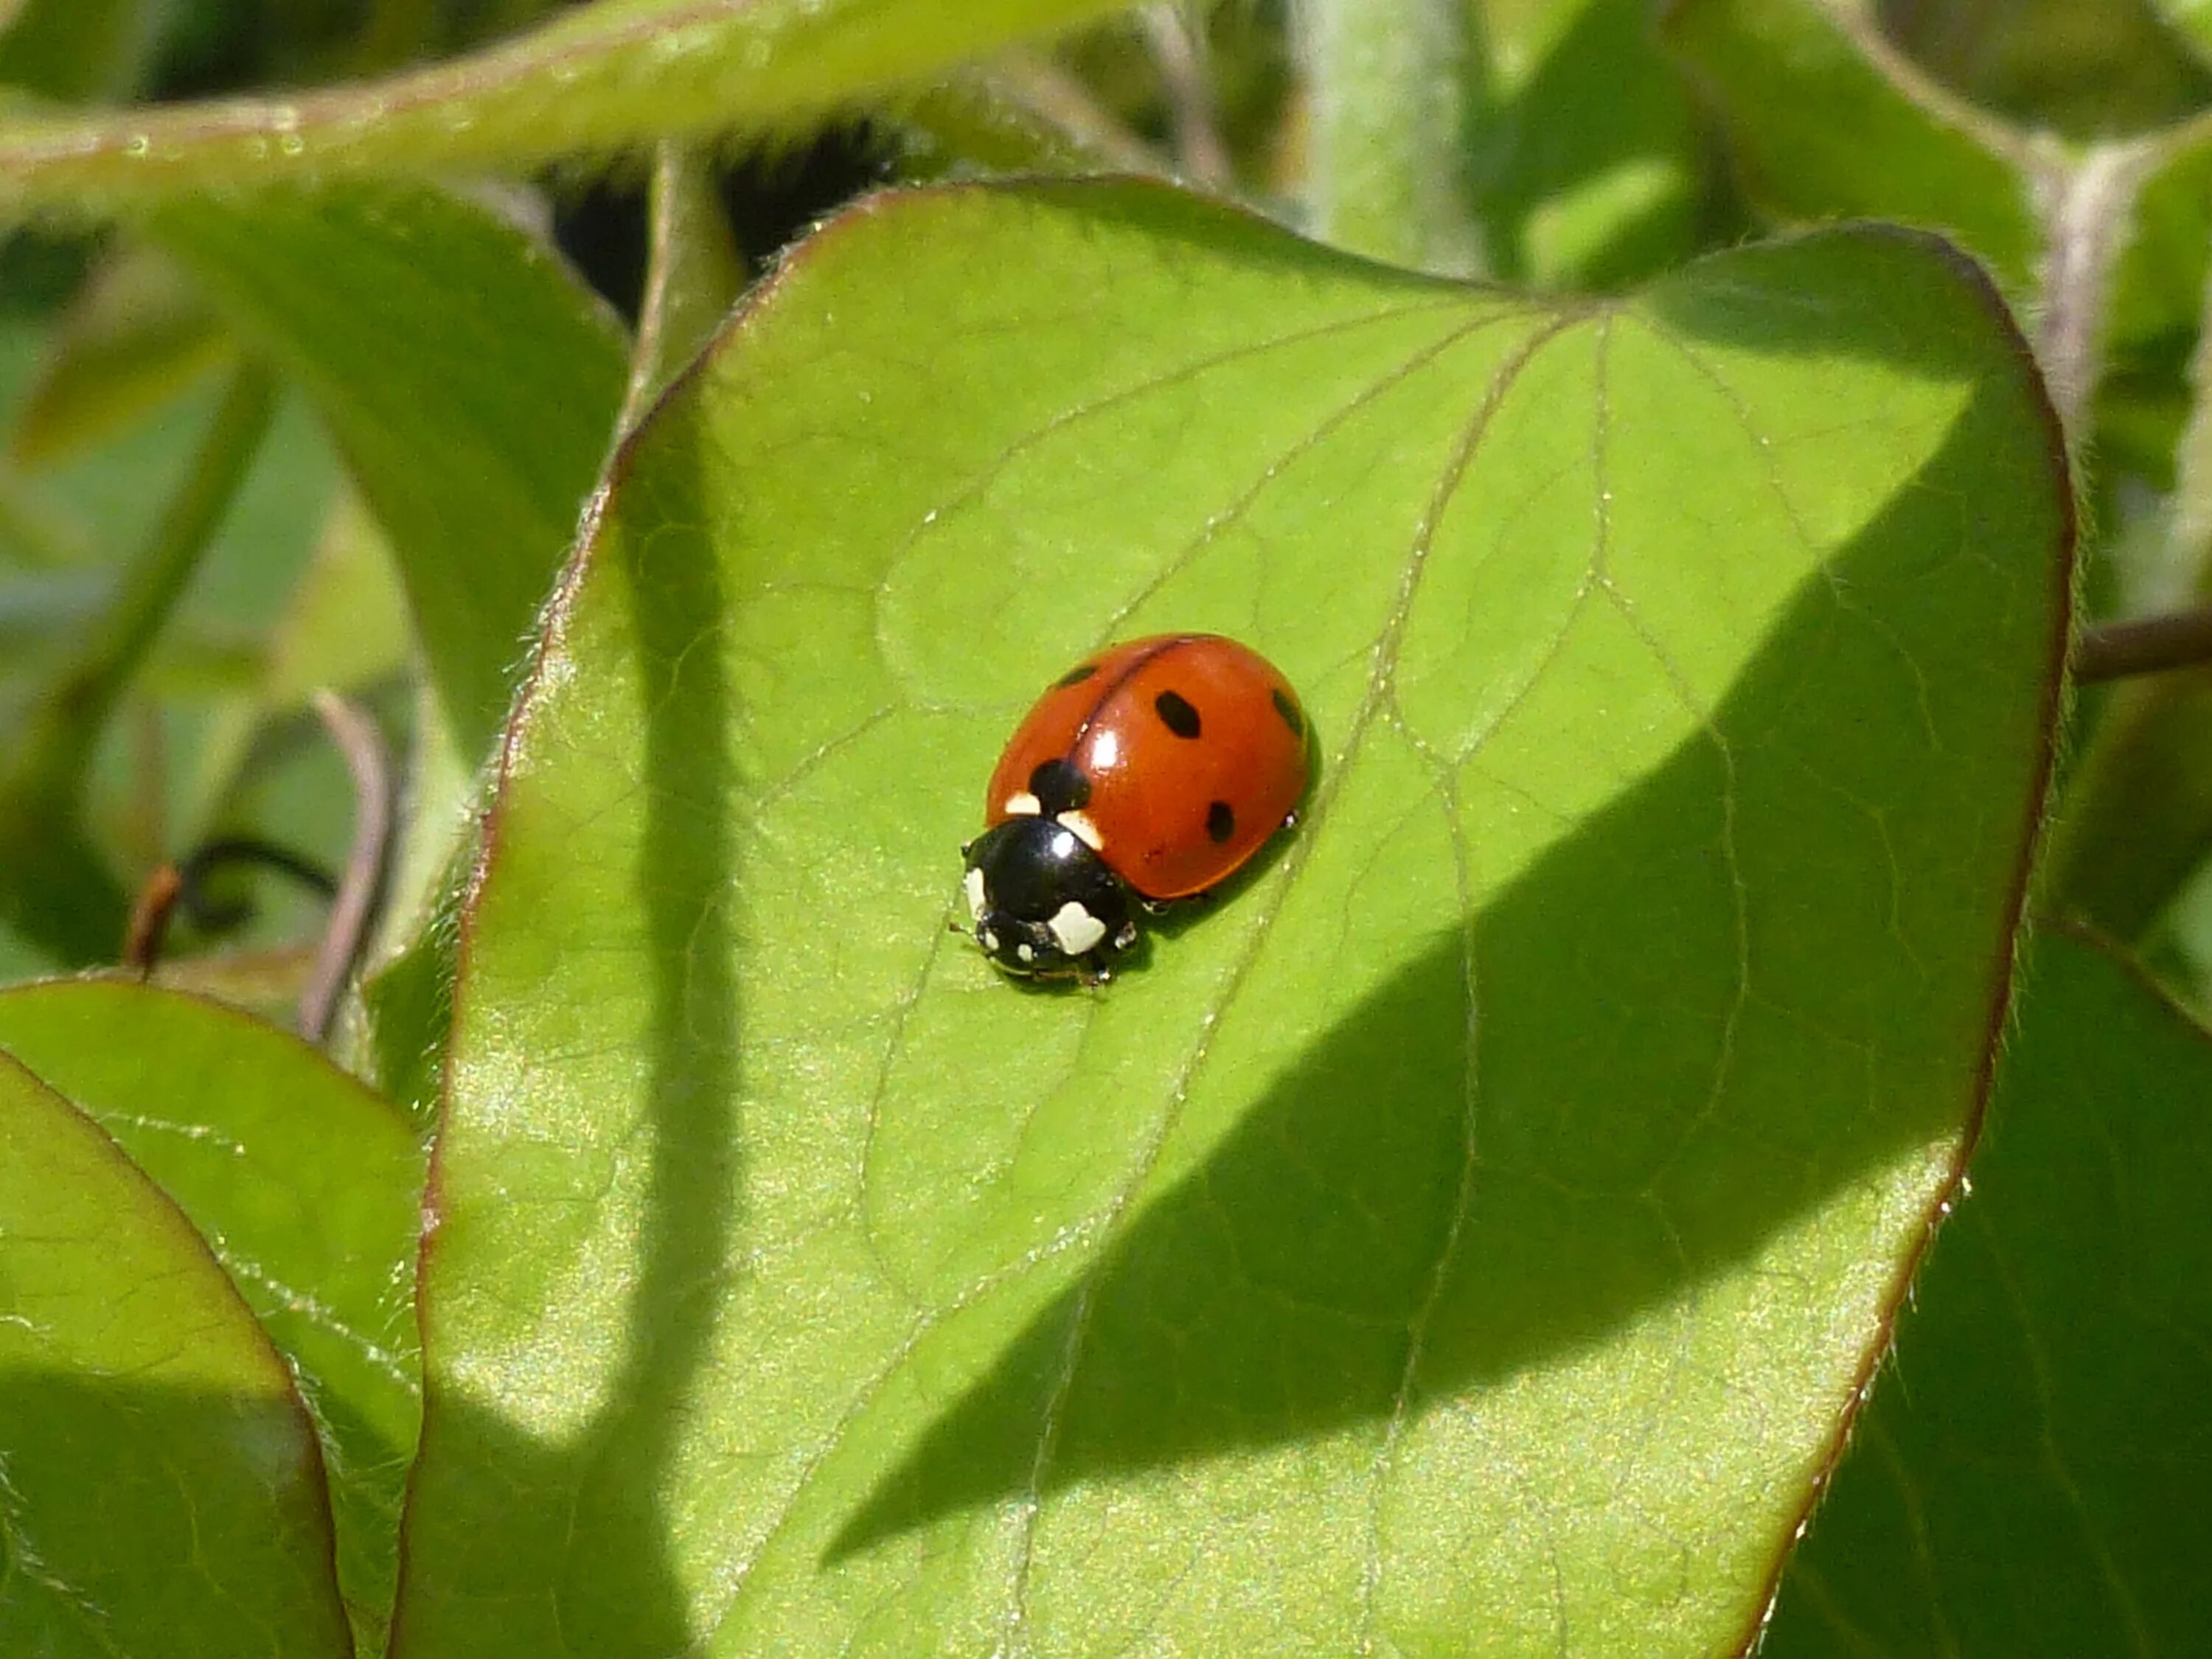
962 815 1135 981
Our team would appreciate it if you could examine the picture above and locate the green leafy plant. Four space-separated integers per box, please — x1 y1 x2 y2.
0 1 2205 1654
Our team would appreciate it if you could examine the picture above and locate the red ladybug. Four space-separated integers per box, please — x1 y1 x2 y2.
962 633 1311 981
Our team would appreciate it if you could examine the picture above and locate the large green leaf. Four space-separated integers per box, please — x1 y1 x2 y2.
399 183 2070 1655
0 1046 351 1656
151 182 630 760
1764 928 2212 1654
0 981 425 1654
0 0 1144 218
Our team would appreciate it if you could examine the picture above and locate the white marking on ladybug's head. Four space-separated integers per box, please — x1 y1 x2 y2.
1016 942 1035 964
1004 791 1042 815
980 929 999 953
1059 810 1105 852
963 867 987 922
1047 902 1107 957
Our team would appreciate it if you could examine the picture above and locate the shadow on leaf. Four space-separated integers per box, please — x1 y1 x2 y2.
392 408 739 1657
0 1373 352 1653
830 344 2064 1558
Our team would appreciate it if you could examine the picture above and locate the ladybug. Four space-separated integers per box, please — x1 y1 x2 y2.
961 633 1311 981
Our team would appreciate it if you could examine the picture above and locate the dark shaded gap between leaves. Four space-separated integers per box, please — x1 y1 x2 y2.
827 351 2060 1564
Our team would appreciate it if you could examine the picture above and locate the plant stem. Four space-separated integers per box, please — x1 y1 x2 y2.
1300 0 1480 275
0 359 276 962
2075 605 2212 683
0 0 1145 218
2031 140 2152 442
1140 4 1231 189
299 690 392 1042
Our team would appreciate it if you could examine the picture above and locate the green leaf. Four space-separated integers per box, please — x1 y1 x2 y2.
1663 0 2039 289
1470 0 1719 290
2044 665 2212 941
178 484 413 848
0 0 1155 219
1890 0 2212 136
358 790 474 1133
397 183 2070 1653
0 915 53 982
0 1045 352 1656
8 245 233 468
0 361 278 963
621 142 747 431
0 980 425 1654
0 0 164 102
150 182 630 761
1764 927 2212 1653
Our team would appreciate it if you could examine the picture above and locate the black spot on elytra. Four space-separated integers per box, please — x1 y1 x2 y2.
1029 757 1091 814
1154 689 1202 739
1271 687 1306 738
1053 662 1099 689
1206 801 1236 843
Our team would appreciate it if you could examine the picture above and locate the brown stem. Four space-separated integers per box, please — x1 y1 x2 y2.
297 691 393 1041
1140 4 1232 189
2074 605 2212 684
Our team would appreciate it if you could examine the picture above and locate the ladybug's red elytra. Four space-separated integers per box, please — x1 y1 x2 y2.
961 633 1311 981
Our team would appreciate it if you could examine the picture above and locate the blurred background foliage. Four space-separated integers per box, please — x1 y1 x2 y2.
7 0 2212 1020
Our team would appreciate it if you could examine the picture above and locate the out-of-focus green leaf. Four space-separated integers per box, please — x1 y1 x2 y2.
2045 661 2212 940
0 0 1166 218
0 979 425 1655
1896 0 2212 136
0 1045 352 1657
622 143 746 431
352 669 478 1133
0 324 337 960
1764 928 2212 1655
9 245 234 467
0 914 52 981
1663 0 2039 289
0 363 277 964
150 181 629 762
1470 0 1719 289
2110 117 2212 365
178 484 412 848
0 0 163 102
396 183 2068 1655
894 60 1166 181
